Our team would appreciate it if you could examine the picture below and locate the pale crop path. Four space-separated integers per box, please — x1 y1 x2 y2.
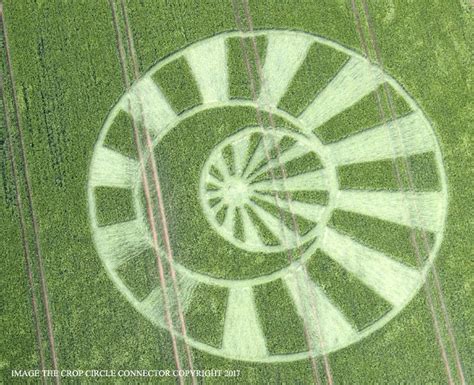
87 30 448 363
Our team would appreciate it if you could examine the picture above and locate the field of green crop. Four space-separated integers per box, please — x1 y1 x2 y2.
1 0 472 384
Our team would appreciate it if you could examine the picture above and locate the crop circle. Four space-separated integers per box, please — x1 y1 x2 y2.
88 30 448 362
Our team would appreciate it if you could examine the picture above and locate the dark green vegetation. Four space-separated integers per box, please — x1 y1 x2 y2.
1 0 471 384
254 279 307 354
278 43 348 117
152 57 201 114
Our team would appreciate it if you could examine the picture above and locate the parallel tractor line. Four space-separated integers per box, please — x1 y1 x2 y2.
0 27 46 385
109 2 191 384
0 3 60 383
350 1 459 384
118 1 197 383
231 1 330 384
359 2 466 383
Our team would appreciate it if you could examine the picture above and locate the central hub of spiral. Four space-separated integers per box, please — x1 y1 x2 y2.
199 126 332 254
223 176 250 206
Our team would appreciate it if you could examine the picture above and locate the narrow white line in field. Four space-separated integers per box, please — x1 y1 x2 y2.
337 190 443 233
128 77 177 135
243 137 268 179
241 207 265 247
253 193 325 223
328 111 435 165
184 37 229 103
251 203 297 246
222 287 268 359
258 33 313 108
95 219 148 270
299 57 384 130
251 169 327 191
285 268 357 351
232 136 250 176
321 228 421 307
249 142 307 181
90 147 137 188
222 205 235 234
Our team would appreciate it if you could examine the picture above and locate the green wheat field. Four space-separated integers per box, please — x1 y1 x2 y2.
1 0 472 384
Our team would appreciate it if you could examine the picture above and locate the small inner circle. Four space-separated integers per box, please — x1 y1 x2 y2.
223 176 249 206
200 125 335 255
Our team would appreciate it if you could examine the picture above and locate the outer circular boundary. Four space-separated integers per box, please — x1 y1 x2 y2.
87 29 449 362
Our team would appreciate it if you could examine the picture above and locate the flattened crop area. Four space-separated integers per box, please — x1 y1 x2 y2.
1 1 471 384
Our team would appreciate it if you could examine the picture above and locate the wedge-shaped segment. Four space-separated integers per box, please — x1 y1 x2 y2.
140 274 197 327
184 37 228 103
250 203 298 248
259 33 313 108
222 287 267 359
90 147 138 188
94 219 148 270
321 228 422 307
249 143 308 180
285 268 357 351
127 77 177 137
299 57 384 130
221 204 236 234
243 136 270 179
329 112 435 165
232 136 251 176
337 190 444 233
241 207 266 247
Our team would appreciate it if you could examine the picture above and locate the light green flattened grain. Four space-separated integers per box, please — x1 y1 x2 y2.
314 83 412 143
307 250 392 330
329 209 435 267
278 42 349 116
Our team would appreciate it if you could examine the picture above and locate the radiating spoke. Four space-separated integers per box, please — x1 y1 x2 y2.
336 190 444 233
250 204 297 248
253 192 325 223
243 136 269 178
206 190 223 199
222 205 236 234
90 147 138 188
258 33 313 108
251 169 327 192
232 136 251 176
207 174 224 187
321 228 421 307
328 111 435 166
222 287 267 358
241 207 265 247
299 57 384 130
184 37 228 103
249 142 308 181
210 199 225 214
